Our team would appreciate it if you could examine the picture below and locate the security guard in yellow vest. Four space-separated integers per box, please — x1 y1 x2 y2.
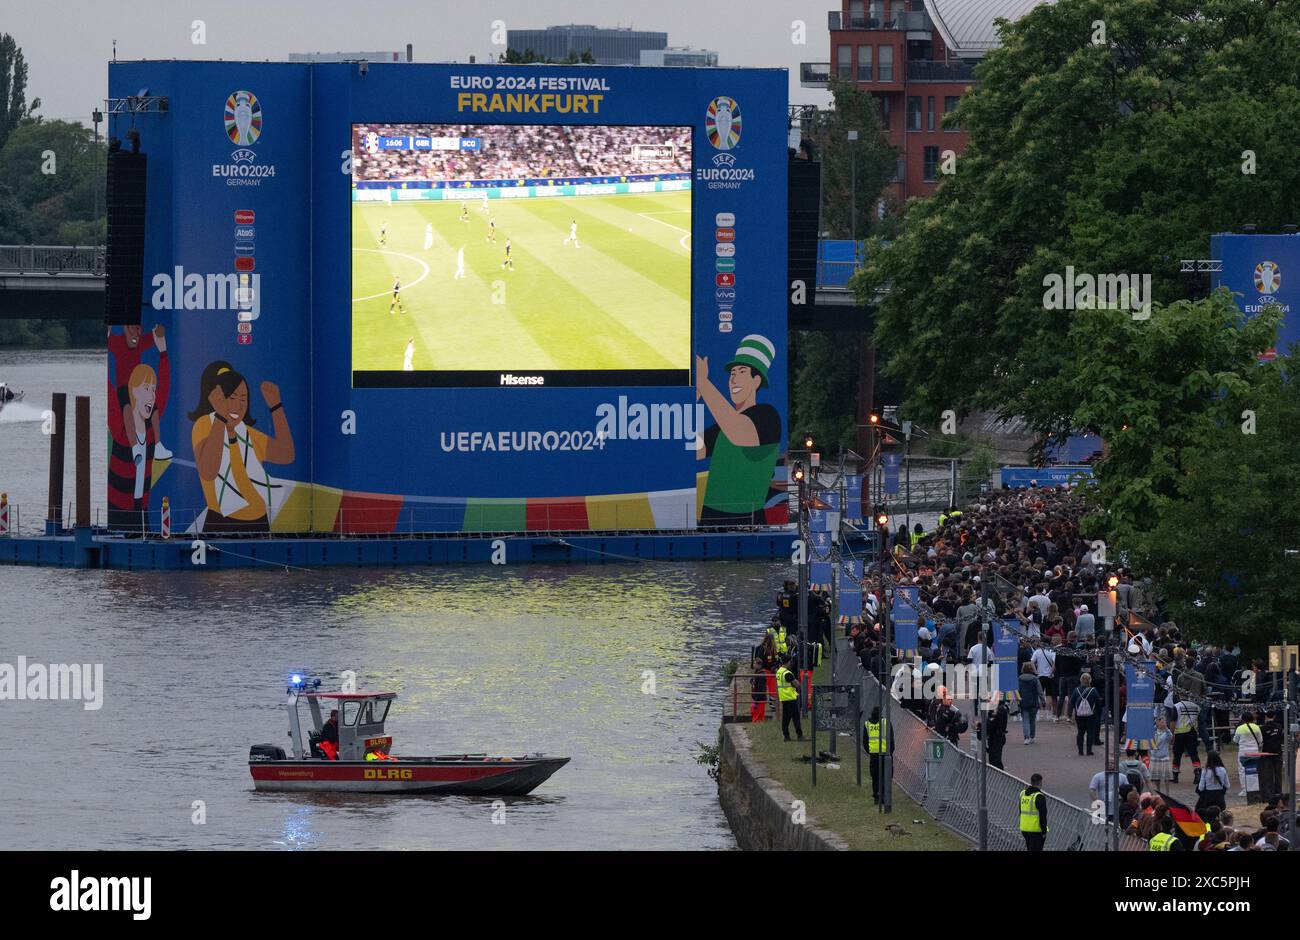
863 706 892 803
1019 773 1048 852
909 523 926 549
766 618 788 656
938 507 962 527
776 656 803 742
1148 831 1177 851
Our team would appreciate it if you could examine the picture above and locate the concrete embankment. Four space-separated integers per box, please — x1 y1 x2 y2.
717 723 848 851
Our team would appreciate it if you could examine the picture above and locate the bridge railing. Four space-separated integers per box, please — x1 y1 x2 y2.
0 245 105 276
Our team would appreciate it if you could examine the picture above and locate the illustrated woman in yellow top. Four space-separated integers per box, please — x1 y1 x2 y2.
188 361 295 533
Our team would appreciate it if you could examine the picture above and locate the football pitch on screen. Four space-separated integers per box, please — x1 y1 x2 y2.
350 191 692 376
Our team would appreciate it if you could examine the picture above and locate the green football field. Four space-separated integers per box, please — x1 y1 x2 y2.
350 191 691 375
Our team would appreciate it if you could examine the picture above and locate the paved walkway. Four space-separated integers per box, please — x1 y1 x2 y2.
957 705 1293 819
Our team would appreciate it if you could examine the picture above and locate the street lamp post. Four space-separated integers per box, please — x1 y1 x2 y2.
848 129 858 243
876 510 893 814
795 458 809 717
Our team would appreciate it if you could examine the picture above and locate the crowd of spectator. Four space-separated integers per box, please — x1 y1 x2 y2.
834 484 1294 846
352 124 691 182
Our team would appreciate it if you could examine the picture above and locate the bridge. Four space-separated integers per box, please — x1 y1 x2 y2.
0 240 876 324
0 246 104 319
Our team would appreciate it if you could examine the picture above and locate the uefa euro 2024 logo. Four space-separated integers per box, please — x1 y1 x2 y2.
225 90 262 146
706 96 741 151
1254 260 1280 296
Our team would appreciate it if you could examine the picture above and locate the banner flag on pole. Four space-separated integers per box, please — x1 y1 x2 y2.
993 619 1019 699
892 585 919 651
844 475 863 523
838 558 863 623
883 452 901 496
1125 661 1157 748
810 560 832 591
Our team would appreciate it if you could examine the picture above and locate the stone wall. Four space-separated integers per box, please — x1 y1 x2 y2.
717 723 848 851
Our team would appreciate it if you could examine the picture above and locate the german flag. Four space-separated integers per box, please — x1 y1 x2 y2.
1156 791 1210 844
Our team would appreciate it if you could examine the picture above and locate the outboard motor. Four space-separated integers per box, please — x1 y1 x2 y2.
249 743 287 761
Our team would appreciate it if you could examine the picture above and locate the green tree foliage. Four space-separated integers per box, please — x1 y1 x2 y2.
502 47 595 64
0 120 105 244
790 330 860 452
809 78 896 241
1068 294 1295 646
788 80 897 453
0 33 40 152
857 0 1300 441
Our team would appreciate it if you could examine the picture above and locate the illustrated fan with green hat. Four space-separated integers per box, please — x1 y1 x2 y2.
724 334 776 388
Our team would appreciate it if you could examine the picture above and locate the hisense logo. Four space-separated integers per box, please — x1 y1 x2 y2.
500 374 544 385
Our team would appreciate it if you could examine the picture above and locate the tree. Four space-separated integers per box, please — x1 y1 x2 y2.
1065 292 1296 648
787 80 897 453
0 33 40 152
789 330 861 452
0 120 104 243
856 0 1300 445
810 78 896 241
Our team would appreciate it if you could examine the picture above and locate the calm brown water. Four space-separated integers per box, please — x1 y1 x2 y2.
0 349 780 849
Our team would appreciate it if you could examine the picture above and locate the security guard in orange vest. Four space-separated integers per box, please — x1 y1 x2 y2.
863 706 893 804
1019 772 1048 852
776 655 803 742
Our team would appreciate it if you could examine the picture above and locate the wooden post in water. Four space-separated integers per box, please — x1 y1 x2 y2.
46 392 67 534
75 395 90 528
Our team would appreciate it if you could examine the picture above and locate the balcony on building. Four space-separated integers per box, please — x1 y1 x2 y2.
800 61 831 88
906 59 978 82
829 8 933 37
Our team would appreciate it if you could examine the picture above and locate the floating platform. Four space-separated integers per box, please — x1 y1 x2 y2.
0 527 803 571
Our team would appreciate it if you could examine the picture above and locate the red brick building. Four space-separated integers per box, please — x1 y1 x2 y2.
802 0 1046 201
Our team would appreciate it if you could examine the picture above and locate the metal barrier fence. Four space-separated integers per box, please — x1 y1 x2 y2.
0 245 104 276
840 642 1147 850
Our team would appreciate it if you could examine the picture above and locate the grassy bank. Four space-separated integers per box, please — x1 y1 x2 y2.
744 663 968 851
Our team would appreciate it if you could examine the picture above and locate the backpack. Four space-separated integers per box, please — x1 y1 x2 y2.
1074 690 1094 717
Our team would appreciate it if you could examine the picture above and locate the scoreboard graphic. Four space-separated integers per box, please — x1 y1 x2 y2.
105 61 789 534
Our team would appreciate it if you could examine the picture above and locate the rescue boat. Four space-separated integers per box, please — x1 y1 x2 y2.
249 677 569 796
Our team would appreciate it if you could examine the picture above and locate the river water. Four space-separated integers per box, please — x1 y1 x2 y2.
0 349 781 849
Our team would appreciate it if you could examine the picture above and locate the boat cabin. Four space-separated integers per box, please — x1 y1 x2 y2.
287 688 397 762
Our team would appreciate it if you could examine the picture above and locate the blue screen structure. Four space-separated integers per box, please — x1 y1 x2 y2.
1211 232 1300 361
104 61 789 535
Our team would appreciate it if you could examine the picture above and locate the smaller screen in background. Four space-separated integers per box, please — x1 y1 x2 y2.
350 123 692 388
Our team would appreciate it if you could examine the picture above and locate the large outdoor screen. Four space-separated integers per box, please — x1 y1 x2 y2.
350 122 692 388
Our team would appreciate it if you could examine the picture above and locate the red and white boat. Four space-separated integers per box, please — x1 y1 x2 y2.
249 678 569 796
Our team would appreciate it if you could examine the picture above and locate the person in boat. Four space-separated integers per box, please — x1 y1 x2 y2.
319 709 340 760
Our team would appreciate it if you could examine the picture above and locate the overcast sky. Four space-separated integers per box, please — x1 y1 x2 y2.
6 0 835 124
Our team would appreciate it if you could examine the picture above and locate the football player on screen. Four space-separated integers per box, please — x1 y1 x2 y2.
563 218 581 249
379 220 387 247
500 238 514 272
389 276 406 315
486 217 497 244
